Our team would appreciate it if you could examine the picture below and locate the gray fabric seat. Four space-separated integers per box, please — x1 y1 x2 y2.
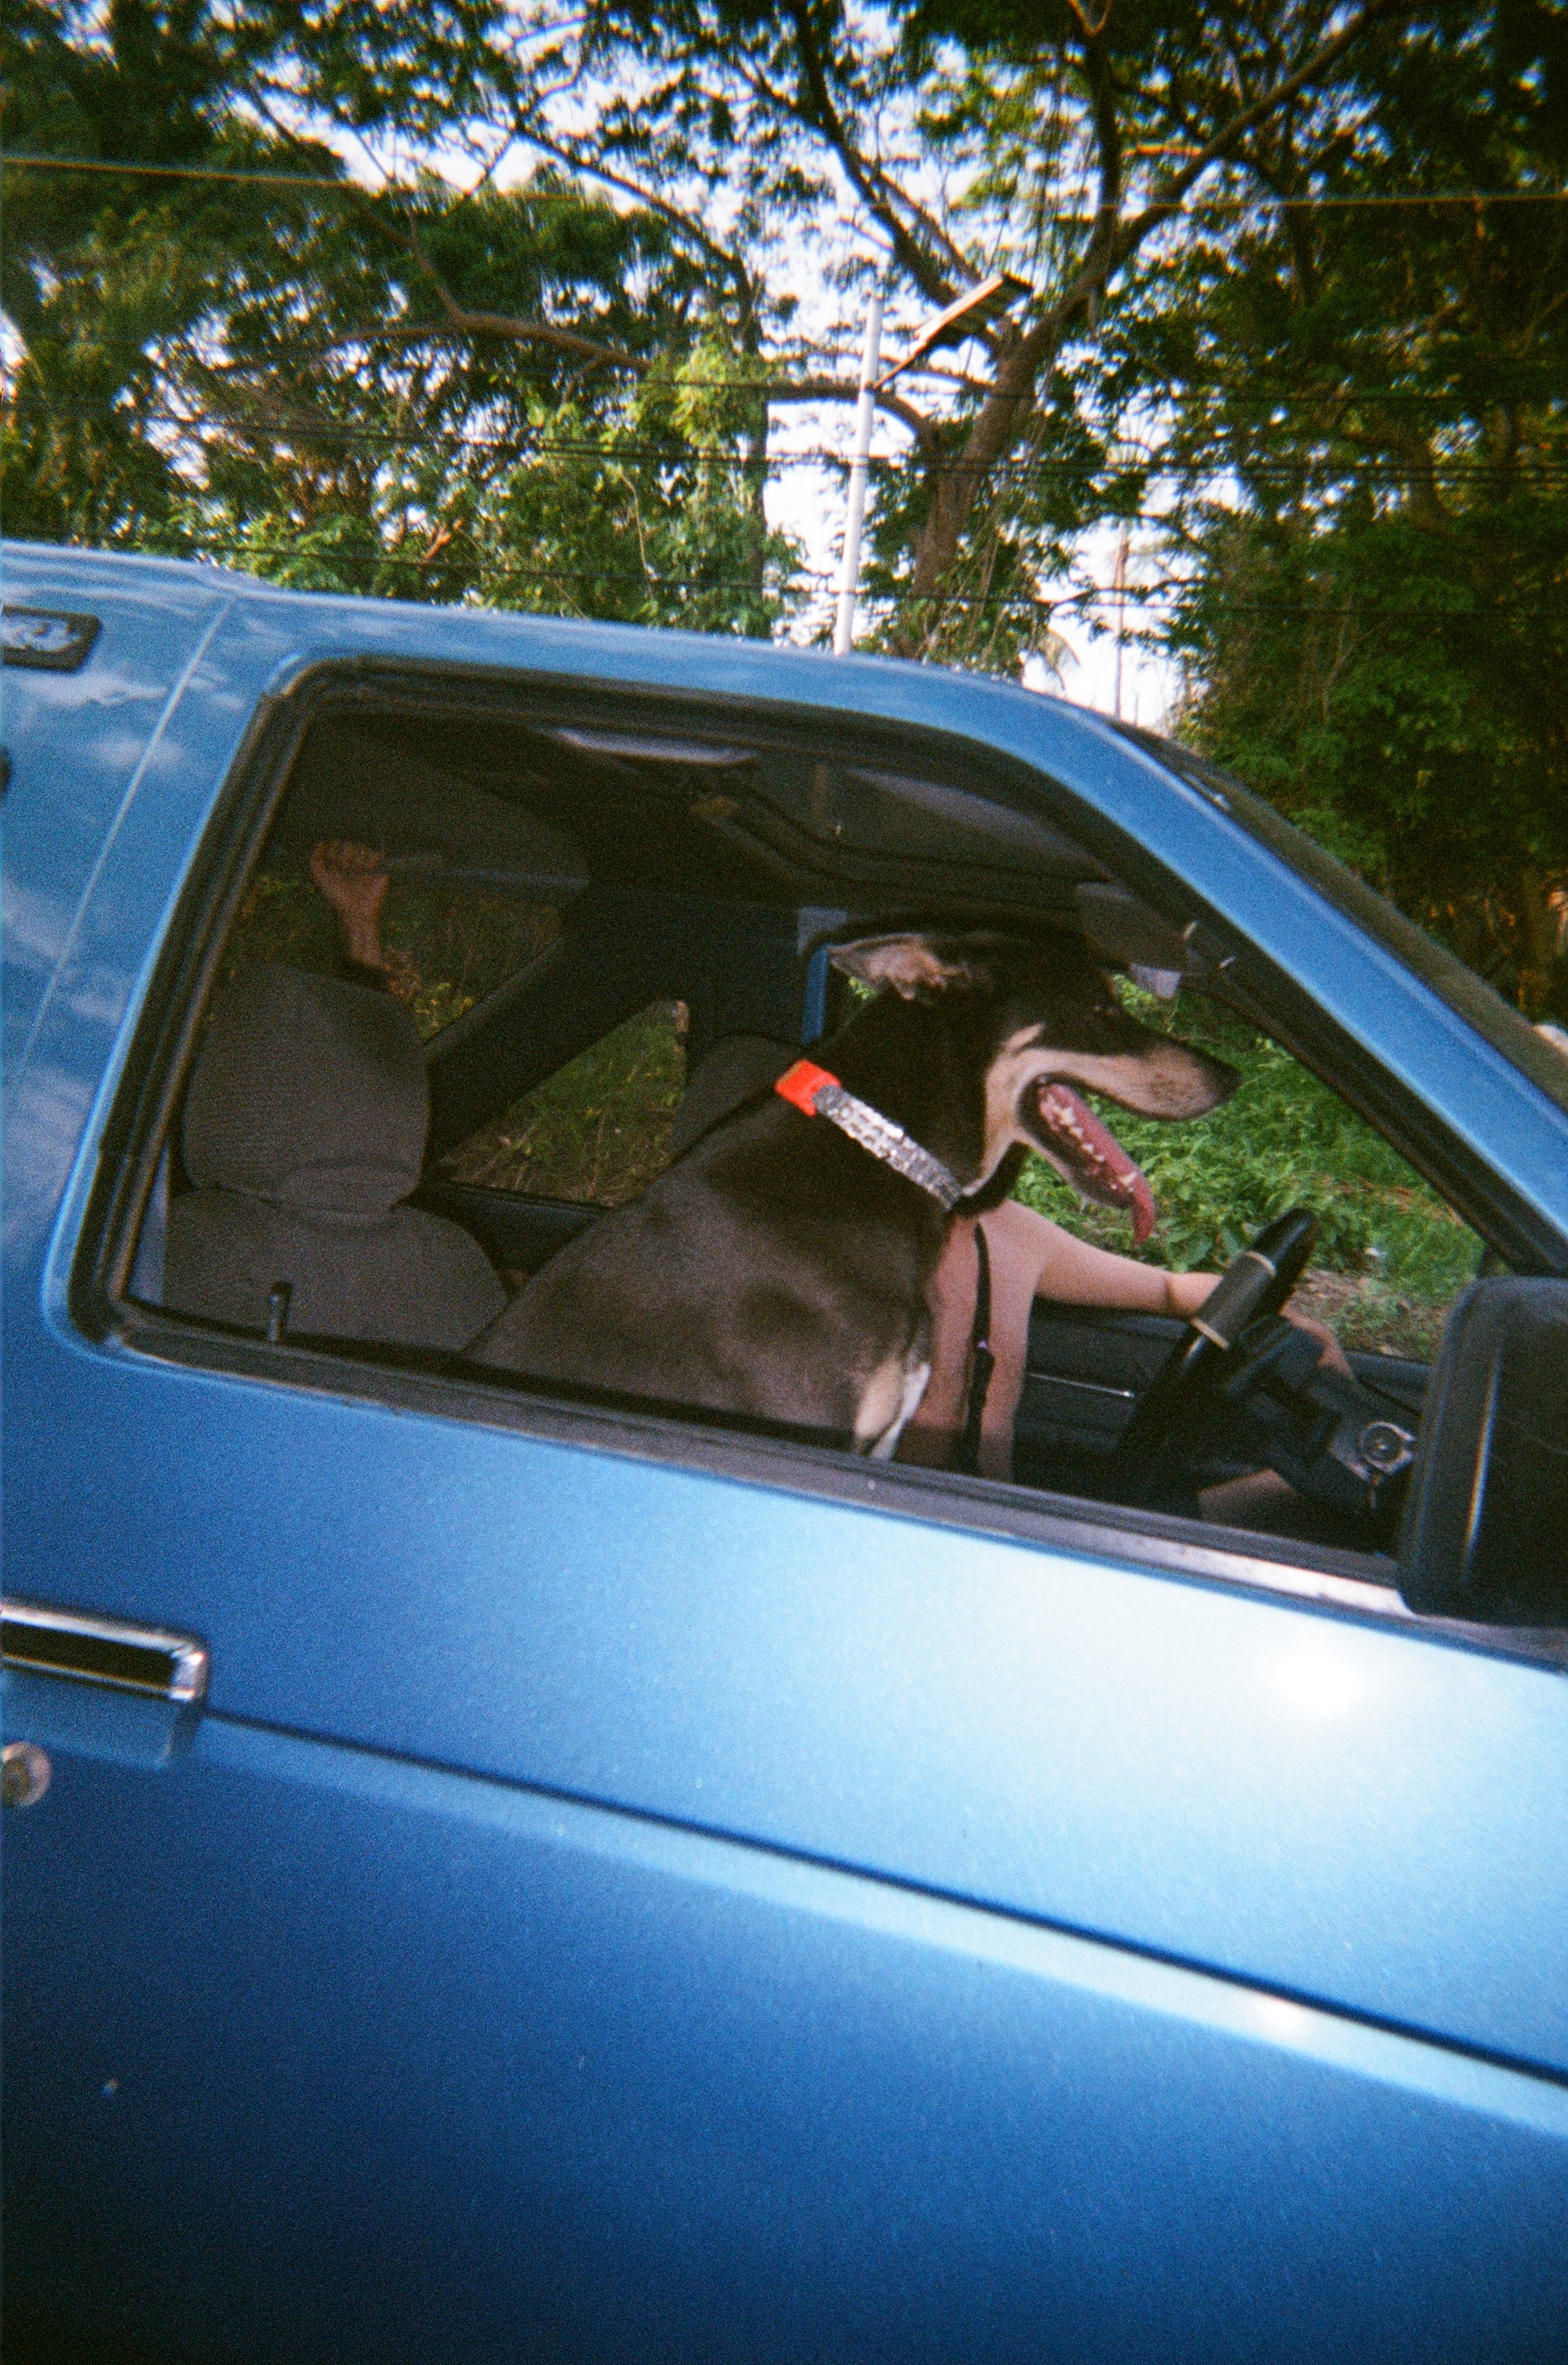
164 965 505 1350
668 1034 796 1162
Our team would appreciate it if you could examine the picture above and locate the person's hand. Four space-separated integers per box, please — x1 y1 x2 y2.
1281 1305 1353 1375
310 840 388 969
1165 1269 1352 1376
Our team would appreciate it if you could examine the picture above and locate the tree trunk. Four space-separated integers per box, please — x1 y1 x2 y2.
895 327 1061 655
1516 865 1562 1014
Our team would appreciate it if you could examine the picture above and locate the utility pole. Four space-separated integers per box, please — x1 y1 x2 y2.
832 288 883 656
832 273 1027 657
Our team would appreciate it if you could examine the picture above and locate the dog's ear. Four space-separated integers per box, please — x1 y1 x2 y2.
829 934 979 998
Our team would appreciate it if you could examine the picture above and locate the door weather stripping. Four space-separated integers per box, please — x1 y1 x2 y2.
2 1599 209 1705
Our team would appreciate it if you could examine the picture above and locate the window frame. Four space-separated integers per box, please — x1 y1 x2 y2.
70 655 1568 1675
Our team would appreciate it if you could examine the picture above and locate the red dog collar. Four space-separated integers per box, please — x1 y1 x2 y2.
774 1058 964 1211
774 1058 839 1115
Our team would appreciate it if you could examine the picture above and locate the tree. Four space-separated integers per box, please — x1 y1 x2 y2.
525 0 1408 656
1 0 800 632
7 0 1563 998
1137 0 1568 1012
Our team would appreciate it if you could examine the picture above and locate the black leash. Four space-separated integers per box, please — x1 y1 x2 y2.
955 1222 996 1478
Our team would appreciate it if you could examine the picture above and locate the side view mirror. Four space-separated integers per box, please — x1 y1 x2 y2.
1399 1279 1568 1625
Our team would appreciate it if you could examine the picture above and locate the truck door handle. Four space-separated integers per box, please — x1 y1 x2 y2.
2 1599 209 1773
2 1599 209 1702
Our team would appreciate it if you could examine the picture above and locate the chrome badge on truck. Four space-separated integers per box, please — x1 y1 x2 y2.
2 605 102 672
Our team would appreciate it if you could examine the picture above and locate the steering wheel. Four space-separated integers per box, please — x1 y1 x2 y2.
1114 1208 1318 1502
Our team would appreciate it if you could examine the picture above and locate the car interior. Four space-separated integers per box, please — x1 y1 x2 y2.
121 676 1494 1572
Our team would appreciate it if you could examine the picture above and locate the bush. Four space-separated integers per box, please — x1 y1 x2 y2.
1014 985 1482 1353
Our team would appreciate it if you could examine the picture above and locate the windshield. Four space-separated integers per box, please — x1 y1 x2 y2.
1115 724 1568 1118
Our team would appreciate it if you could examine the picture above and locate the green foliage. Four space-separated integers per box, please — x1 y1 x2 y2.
222 871 558 1040
10 0 1566 999
3 6 800 634
441 1003 687 1207
1168 503 1567 978
1122 0 1568 1008
220 872 687 1202
220 869 1476 1346
857 368 1119 671
474 348 798 634
1013 987 1483 1353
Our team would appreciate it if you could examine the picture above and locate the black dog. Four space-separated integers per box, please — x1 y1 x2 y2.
472 931 1238 1452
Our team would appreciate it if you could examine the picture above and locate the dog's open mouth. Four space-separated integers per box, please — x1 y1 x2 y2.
1030 1081 1157 1243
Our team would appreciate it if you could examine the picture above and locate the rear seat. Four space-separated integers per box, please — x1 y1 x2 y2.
668 1033 795 1161
163 964 505 1350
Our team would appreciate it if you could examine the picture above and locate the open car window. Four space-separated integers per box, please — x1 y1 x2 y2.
1019 978 1487 1365
438 1000 688 1207
105 668 1537 1616
1115 723 1568 1118
221 865 564 1043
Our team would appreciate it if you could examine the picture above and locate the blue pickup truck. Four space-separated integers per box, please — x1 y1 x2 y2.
4 541 1567 2364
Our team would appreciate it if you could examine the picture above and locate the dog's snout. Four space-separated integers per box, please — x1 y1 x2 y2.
1123 1039 1239 1118
1148 1038 1240 1111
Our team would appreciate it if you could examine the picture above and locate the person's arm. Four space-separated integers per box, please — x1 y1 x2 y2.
1024 1208 1350 1372
1023 1214 1214 1317
310 840 391 980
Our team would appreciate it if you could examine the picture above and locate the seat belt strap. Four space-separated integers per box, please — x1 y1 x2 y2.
955 1223 996 1478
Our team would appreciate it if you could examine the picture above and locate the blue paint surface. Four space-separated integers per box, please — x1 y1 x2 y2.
6 541 1567 2362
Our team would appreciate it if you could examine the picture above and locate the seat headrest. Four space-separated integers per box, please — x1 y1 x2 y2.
184 965 428 1216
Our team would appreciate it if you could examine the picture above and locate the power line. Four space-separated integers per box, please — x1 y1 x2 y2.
12 327 1565 414
19 396 1568 486
1 151 583 199
8 151 1566 218
11 324 861 368
21 342 1561 425
14 328 1565 413
1172 187 1568 213
85 540 879 599
128 537 1564 617
24 388 1568 461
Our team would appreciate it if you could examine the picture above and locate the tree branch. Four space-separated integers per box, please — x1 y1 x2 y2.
400 218 653 374
782 0 966 309
906 26 1121 608
902 0 1406 629
768 377 935 444
1349 407 1454 532
1114 0 1405 262
502 114 758 318
306 248 935 441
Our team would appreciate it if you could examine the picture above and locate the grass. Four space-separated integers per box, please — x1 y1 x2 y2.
222 870 559 1040
1012 985 1483 1357
439 1002 687 1205
226 873 680 1203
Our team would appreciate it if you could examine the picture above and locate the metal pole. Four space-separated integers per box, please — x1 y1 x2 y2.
833 288 883 655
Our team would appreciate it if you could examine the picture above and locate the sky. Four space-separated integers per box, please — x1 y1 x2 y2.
764 407 1184 731
241 71 1190 729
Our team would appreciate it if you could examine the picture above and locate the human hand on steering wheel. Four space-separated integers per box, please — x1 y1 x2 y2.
1114 1209 1321 1498
1117 1208 1417 1530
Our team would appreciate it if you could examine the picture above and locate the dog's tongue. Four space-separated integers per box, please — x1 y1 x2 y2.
1035 1081 1157 1243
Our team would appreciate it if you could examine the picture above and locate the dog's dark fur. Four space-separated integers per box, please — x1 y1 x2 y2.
472 931 1238 1451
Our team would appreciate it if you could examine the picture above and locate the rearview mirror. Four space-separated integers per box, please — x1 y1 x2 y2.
1074 884 1190 974
1399 1279 1568 1625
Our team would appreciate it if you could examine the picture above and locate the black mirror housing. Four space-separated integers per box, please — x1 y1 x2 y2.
1399 1278 1568 1624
